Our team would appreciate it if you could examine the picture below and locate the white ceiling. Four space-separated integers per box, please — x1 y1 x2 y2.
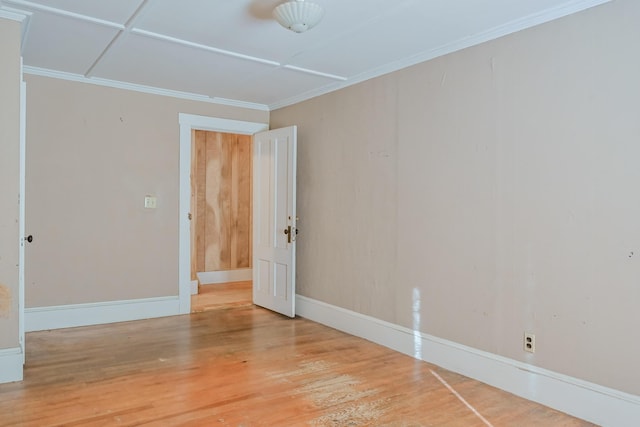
1 0 609 111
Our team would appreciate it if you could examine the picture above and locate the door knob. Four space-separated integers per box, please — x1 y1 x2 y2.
26 235 33 243
284 226 292 243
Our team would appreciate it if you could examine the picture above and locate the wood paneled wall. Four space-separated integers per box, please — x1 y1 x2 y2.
191 130 252 279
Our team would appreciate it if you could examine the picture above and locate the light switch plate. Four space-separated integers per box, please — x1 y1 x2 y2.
144 195 157 209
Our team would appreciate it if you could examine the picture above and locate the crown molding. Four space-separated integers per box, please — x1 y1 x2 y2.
269 0 612 110
0 6 29 21
2 0 123 29
23 66 269 111
283 64 347 81
207 96 269 111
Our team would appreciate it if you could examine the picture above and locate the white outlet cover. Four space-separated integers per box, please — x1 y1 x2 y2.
144 195 157 209
524 332 536 353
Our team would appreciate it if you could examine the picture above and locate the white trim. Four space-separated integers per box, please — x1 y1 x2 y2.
132 29 280 67
2 0 124 29
178 114 268 316
25 296 180 332
282 65 347 81
197 269 252 285
0 347 23 383
6 7 33 56
268 0 612 110
83 1 150 79
191 280 199 295
23 66 269 112
0 6 28 21
296 295 640 427
131 29 348 83
18 68 26 363
178 113 268 134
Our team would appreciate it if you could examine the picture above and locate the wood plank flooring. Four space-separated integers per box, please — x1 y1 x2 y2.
0 299 594 426
191 281 252 312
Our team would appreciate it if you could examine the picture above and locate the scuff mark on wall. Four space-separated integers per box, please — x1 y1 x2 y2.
0 284 12 318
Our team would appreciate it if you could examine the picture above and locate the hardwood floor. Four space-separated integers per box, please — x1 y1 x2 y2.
191 281 252 312
0 303 594 426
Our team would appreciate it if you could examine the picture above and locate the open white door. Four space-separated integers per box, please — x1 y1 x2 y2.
252 126 297 317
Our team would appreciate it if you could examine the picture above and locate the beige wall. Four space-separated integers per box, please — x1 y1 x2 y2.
25 75 268 307
0 18 21 349
271 0 640 395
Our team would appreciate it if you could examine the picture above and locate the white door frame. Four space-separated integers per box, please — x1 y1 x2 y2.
178 113 268 314
18 73 26 364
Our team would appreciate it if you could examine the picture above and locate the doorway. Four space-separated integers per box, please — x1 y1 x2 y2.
191 280 252 312
177 114 268 314
190 130 252 312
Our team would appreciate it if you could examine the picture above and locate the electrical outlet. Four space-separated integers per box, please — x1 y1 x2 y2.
524 332 536 353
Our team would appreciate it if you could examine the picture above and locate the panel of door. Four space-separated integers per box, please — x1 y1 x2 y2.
252 126 297 317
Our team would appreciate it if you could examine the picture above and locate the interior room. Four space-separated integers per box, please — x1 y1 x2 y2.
1 0 639 425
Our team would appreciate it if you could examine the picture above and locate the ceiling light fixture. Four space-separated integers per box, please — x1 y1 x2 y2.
273 0 324 33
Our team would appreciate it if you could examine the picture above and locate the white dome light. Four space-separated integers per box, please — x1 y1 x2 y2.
273 0 324 33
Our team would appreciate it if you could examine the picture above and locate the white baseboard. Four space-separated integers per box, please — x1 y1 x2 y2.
0 347 23 384
296 295 640 427
25 296 181 332
197 269 252 285
190 280 199 295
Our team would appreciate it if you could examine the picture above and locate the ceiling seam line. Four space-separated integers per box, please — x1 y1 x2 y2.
85 0 151 78
130 29 281 67
130 29 348 80
84 30 125 78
